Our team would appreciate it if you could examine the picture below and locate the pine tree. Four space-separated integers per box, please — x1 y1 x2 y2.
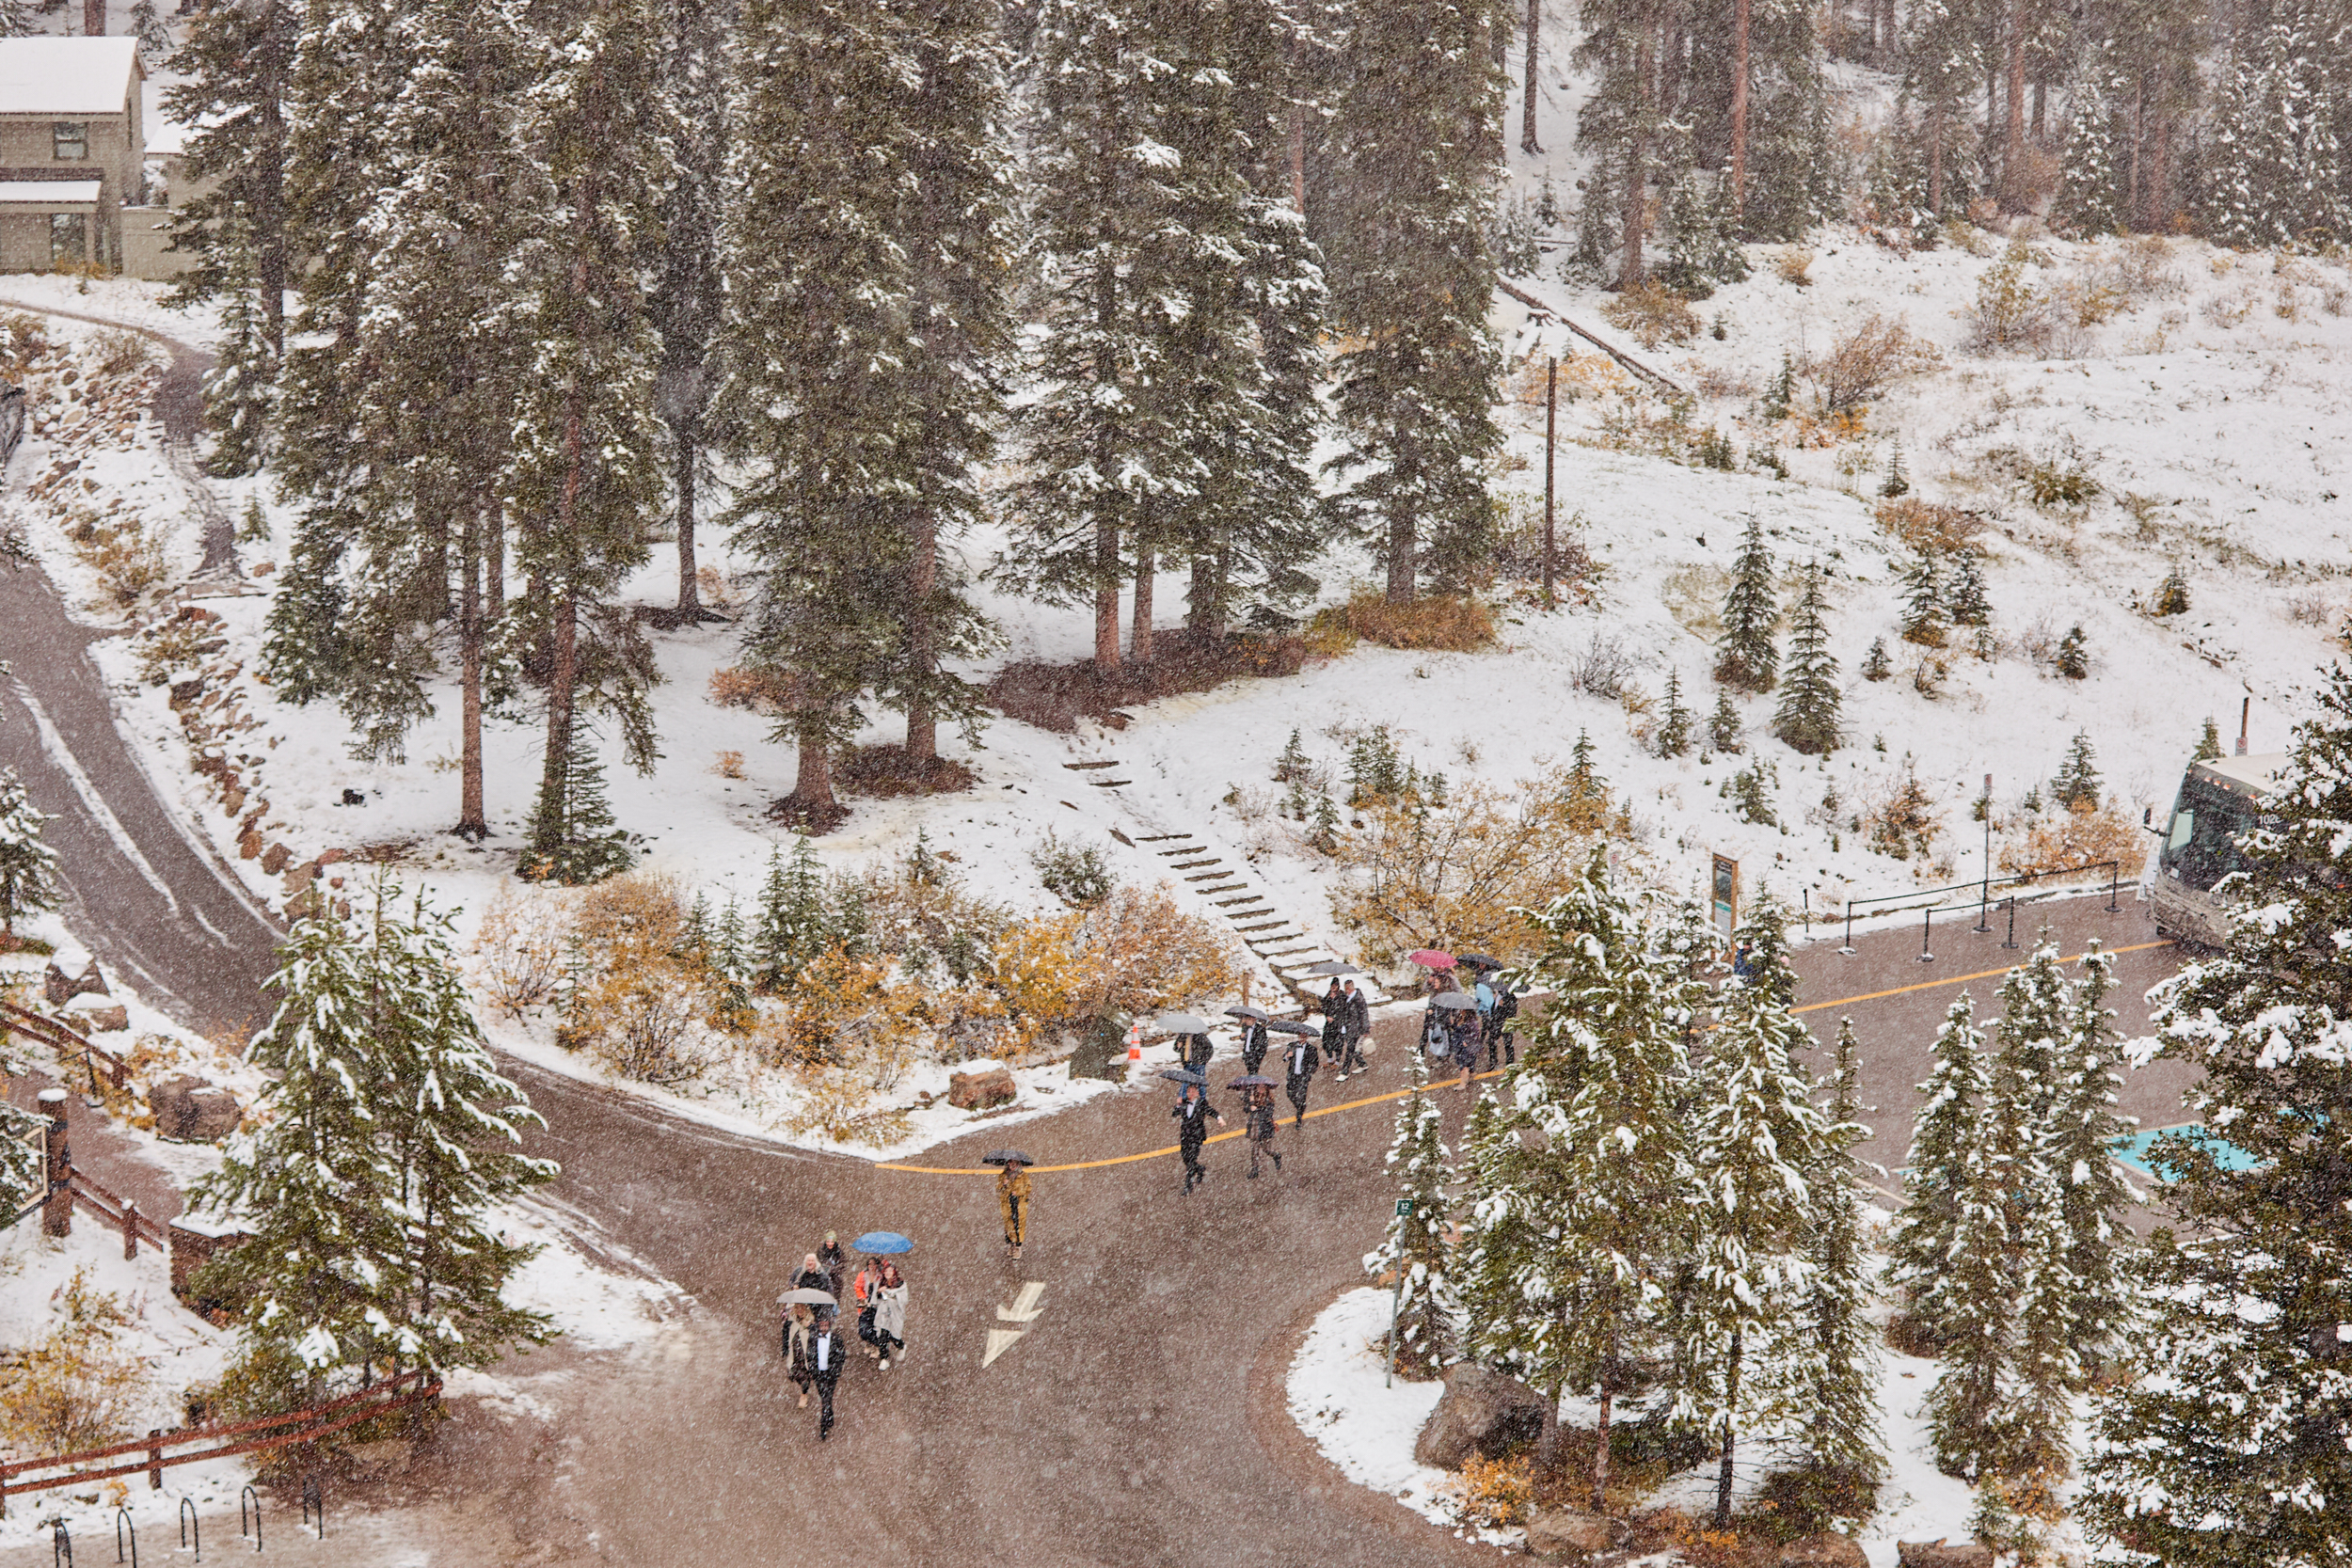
506 0 671 839
755 837 830 987
2196 8 2349 249
165 0 297 476
2193 716 2222 760
2051 59 2125 235
2050 943 2136 1371
1275 728 1310 784
1885 993 1988 1344
1709 692 1745 753
1773 566 1843 757
1567 728 1601 799
0 766 58 940
1465 850 1692 1510
2051 730 2101 811
1310 789 1341 853
1760 1017 1887 1490
1899 552 1945 646
1318 0 1504 602
1656 668 1694 757
2056 624 2089 678
1947 553 1991 626
130 0 172 58
711 896 753 1030
1880 438 1910 498
0 1093 41 1215
192 889 553 1388
1570 0 1684 284
2082 656 2352 1567
1364 1051 1456 1379
522 728 634 886
1861 636 1893 681
2153 564 2190 615
1715 513 1779 691
1686 901 1833 1525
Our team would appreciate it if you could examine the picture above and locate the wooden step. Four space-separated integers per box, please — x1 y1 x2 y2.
1137 833 1191 843
1062 760 1121 770
1087 779 1131 788
1234 921 1290 934
1183 871 1231 883
1196 882 1248 895
1168 857 1219 870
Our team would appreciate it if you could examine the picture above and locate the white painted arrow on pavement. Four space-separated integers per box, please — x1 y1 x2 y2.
982 1283 1046 1367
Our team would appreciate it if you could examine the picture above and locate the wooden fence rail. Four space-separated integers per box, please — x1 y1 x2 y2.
1 1000 128 1091
0 1371 439 1514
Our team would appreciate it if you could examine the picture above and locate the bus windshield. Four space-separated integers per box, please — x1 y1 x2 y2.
2160 773 2259 892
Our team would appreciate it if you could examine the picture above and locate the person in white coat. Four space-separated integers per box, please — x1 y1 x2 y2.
871 1260 910 1369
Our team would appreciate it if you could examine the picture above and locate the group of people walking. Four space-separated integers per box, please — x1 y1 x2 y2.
781 1232 912 1441
1172 976 1380 1195
1420 961 1517 1091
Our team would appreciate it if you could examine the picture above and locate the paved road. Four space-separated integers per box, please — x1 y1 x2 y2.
0 328 2199 1561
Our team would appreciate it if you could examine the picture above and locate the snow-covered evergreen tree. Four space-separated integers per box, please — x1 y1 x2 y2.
1716 513 1778 691
1365 1051 1456 1379
2193 715 2222 761
755 837 830 988
1709 691 1745 753
2052 945 2136 1370
1760 1017 1888 1491
1465 849 1692 1510
1773 566 1842 756
1862 637 1892 681
1656 667 1694 757
2083 657 2352 1567
1947 552 1991 627
194 889 553 1389
1899 0 1986 218
1899 552 1944 645
0 766 58 940
1686 902 1832 1524
2052 61 2126 234
166 0 296 476
521 727 634 886
2051 731 2102 811
1885 993 1988 1343
1318 0 1503 601
2197 8 2350 249
0 1093 41 1216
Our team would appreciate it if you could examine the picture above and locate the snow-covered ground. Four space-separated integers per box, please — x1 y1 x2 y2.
1289 1254 2064 1568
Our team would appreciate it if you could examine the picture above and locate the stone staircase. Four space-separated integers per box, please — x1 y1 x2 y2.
1058 757 1388 1007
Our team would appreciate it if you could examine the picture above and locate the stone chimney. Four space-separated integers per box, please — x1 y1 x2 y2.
84 0 103 37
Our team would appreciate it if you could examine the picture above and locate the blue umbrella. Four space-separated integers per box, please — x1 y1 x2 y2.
852 1230 914 1255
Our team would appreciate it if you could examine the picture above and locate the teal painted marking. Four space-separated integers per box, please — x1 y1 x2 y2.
2112 1124 2260 1180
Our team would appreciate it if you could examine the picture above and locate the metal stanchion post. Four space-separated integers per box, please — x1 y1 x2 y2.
2003 896 2018 949
1918 907 1934 963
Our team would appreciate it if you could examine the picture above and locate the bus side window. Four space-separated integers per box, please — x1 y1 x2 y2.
2169 809 2194 850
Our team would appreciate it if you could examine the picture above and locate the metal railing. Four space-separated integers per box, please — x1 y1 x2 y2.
1834 860 2126 954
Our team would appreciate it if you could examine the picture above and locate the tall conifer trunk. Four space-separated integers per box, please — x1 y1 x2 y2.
1730 0 1751 221
1714 1328 1742 1526
1521 0 1541 152
1387 497 1415 603
457 502 487 840
674 406 702 617
1620 26 1650 287
906 515 938 762
793 718 835 814
1131 548 1154 665
2004 0 2027 209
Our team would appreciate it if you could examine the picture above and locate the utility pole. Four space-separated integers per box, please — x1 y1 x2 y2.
1543 355 1558 604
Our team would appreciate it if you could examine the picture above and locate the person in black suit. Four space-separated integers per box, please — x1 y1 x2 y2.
1283 1031 1318 1127
810 1312 846 1441
1238 1020 1270 1076
1172 1083 1222 1194
1337 979 1372 1078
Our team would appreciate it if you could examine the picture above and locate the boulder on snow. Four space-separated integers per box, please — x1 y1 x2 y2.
71 1000 130 1033
1522 1507 1627 1564
948 1065 1017 1110
238 828 263 860
259 843 290 876
1411 1362 1549 1470
1898 1542 1995 1568
1778 1534 1870 1568
44 959 107 1006
149 1076 244 1142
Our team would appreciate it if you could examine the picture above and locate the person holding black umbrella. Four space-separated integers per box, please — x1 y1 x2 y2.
1237 1079 1282 1177
997 1159 1032 1260
1337 978 1370 1078
1238 1017 1270 1076
1171 1080 1222 1194
810 1310 846 1440
1282 1026 1318 1127
1320 980 1346 1064
786 1303 818 1409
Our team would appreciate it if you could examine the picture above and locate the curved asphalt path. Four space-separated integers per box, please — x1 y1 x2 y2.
0 304 2198 1567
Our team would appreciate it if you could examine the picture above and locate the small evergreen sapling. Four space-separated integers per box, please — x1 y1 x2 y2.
521 731 634 886
1899 553 1945 646
1773 567 1843 757
1880 438 1910 498
1715 513 1780 691
1722 761 1778 826
1655 668 1694 757
755 836 833 987
2153 564 2191 616
0 766 59 940
1309 790 1341 853
1364 1052 1456 1379
1273 728 1310 785
1947 553 1991 626
2051 730 2102 811
2193 716 2222 761
1709 692 1745 753
0 1093 41 1215
2056 625 2089 678
1861 637 1892 681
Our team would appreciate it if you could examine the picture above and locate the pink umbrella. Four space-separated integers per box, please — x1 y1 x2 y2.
1406 949 1457 969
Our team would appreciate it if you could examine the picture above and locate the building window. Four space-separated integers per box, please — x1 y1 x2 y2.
53 121 87 161
50 214 87 267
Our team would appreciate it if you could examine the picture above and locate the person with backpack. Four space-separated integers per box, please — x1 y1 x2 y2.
1486 976 1520 1069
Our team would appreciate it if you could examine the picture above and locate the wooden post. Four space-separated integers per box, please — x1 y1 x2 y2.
123 1201 139 1260
1543 356 1558 603
39 1087 70 1238
148 1430 165 1491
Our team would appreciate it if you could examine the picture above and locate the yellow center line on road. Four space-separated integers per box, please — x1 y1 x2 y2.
876 937 2177 1177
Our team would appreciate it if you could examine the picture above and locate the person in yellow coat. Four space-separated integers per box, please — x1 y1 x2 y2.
997 1159 1032 1259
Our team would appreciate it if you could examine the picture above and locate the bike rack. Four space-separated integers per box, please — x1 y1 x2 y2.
179 1497 198 1560
239 1485 260 1552
52 1518 72 1568
299 1477 322 1541
114 1506 135 1566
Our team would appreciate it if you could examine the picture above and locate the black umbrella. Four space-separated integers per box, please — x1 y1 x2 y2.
1159 1069 1208 1085
982 1148 1035 1167
1266 1019 1319 1037
1227 1074 1276 1089
1456 953 1502 971
1432 991 1479 1009
1224 1006 1272 1022
1155 1011 1211 1034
